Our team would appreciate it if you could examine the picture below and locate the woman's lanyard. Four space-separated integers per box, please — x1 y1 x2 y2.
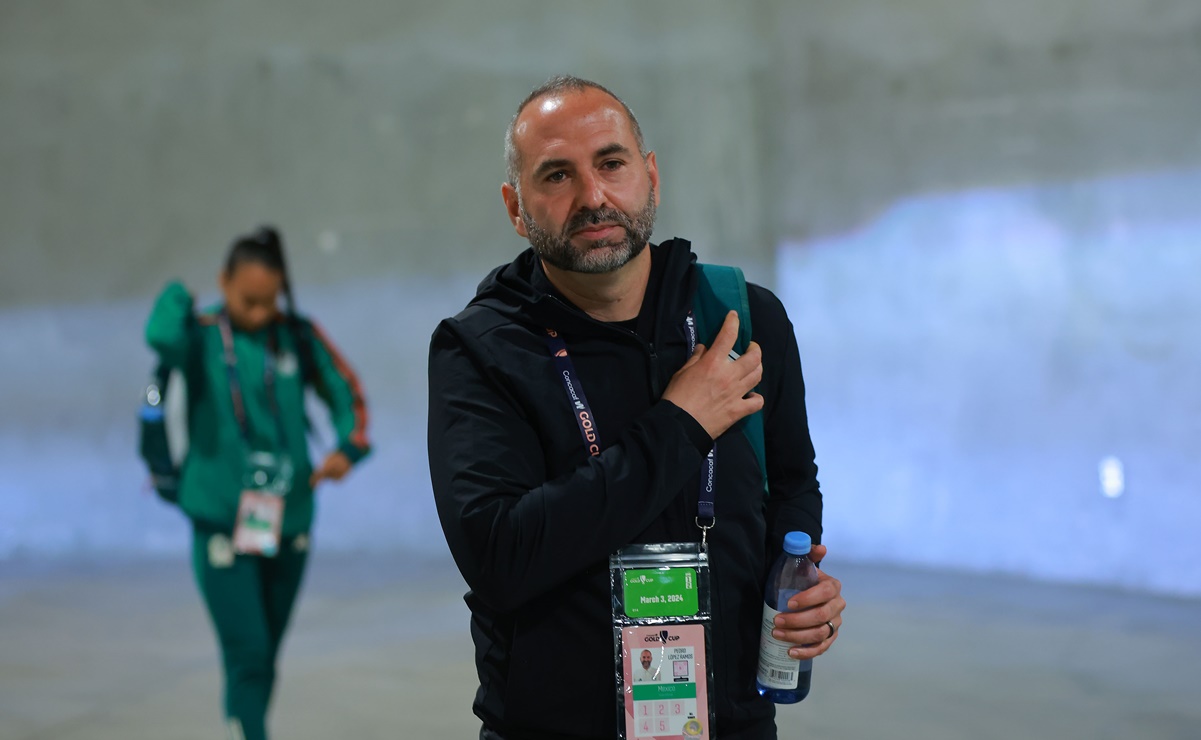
217 311 287 449
543 312 718 543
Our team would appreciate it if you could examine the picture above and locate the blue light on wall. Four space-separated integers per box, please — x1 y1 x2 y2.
777 168 1201 597
1 170 1197 598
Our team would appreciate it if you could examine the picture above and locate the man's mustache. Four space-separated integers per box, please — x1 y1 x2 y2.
565 208 631 236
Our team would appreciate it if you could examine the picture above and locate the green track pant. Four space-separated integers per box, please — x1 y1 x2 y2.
192 526 309 740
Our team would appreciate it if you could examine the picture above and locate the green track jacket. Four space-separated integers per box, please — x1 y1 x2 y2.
145 281 370 535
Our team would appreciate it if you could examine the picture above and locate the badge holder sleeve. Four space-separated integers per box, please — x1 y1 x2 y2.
231 450 292 557
610 543 716 740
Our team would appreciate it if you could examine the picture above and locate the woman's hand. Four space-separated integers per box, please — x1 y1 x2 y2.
310 451 352 487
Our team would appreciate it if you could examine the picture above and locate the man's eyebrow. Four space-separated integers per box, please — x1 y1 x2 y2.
596 143 633 159
593 141 638 160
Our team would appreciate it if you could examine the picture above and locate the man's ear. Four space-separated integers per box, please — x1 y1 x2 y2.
645 151 660 207
501 183 528 238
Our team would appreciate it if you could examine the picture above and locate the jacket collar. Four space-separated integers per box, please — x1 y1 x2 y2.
469 238 699 340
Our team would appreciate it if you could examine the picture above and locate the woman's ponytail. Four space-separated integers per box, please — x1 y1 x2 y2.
253 226 297 321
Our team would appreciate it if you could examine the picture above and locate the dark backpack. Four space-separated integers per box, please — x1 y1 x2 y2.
139 363 187 504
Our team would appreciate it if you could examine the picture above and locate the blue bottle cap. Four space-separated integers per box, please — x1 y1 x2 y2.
783 531 812 556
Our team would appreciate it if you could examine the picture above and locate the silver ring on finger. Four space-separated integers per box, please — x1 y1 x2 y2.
825 620 837 639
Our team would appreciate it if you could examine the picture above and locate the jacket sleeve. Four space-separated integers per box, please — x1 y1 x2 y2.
751 285 823 563
304 319 371 464
144 281 198 368
427 319 715 614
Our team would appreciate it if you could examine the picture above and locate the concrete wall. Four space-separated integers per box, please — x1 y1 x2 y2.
0 0 783 305
771 1 1201 240
2 1 1198 596
4 1 1199 297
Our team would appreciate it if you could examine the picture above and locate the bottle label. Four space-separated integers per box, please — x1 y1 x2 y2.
757 604 811 690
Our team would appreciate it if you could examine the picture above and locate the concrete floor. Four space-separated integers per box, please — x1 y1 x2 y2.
2 552 1199 740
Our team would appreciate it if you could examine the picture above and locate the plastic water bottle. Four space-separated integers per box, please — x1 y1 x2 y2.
756 531 821 703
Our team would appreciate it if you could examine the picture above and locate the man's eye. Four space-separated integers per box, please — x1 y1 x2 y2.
546 171 567 183
601 160 624 170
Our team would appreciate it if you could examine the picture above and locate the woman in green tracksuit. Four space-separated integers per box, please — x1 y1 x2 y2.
145 226 370 740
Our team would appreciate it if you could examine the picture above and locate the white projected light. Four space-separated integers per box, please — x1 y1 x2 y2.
1099 457 1125 499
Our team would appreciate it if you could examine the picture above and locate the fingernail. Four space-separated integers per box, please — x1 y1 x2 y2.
773 630 784 640
789 648 801 658
774 615 785 627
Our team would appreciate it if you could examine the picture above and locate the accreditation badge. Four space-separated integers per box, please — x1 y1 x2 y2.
610 543 714 740
232 450 292 557
622 624 710 738
232 490 284 557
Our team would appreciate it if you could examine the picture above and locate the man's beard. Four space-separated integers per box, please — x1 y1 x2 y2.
521 187 657 275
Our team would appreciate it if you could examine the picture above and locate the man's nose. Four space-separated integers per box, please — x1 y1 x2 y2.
575 170 607 211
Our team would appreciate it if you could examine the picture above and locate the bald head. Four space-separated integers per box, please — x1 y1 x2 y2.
504 76 645 189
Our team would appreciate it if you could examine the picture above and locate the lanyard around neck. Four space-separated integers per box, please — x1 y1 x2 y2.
543 328 601 457
217 311 286 447
543 312 717 541
683 312 717 542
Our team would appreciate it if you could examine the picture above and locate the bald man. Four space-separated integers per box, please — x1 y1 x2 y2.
428 76 844 740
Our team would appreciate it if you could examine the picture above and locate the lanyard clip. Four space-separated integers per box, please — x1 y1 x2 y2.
695 516 715 546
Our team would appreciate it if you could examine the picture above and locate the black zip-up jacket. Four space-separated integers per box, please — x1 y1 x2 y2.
428 239 822 740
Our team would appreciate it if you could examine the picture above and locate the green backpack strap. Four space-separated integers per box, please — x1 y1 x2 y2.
694 263 770 497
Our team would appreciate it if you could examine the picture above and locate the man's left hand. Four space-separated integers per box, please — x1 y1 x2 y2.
770 544 845 660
